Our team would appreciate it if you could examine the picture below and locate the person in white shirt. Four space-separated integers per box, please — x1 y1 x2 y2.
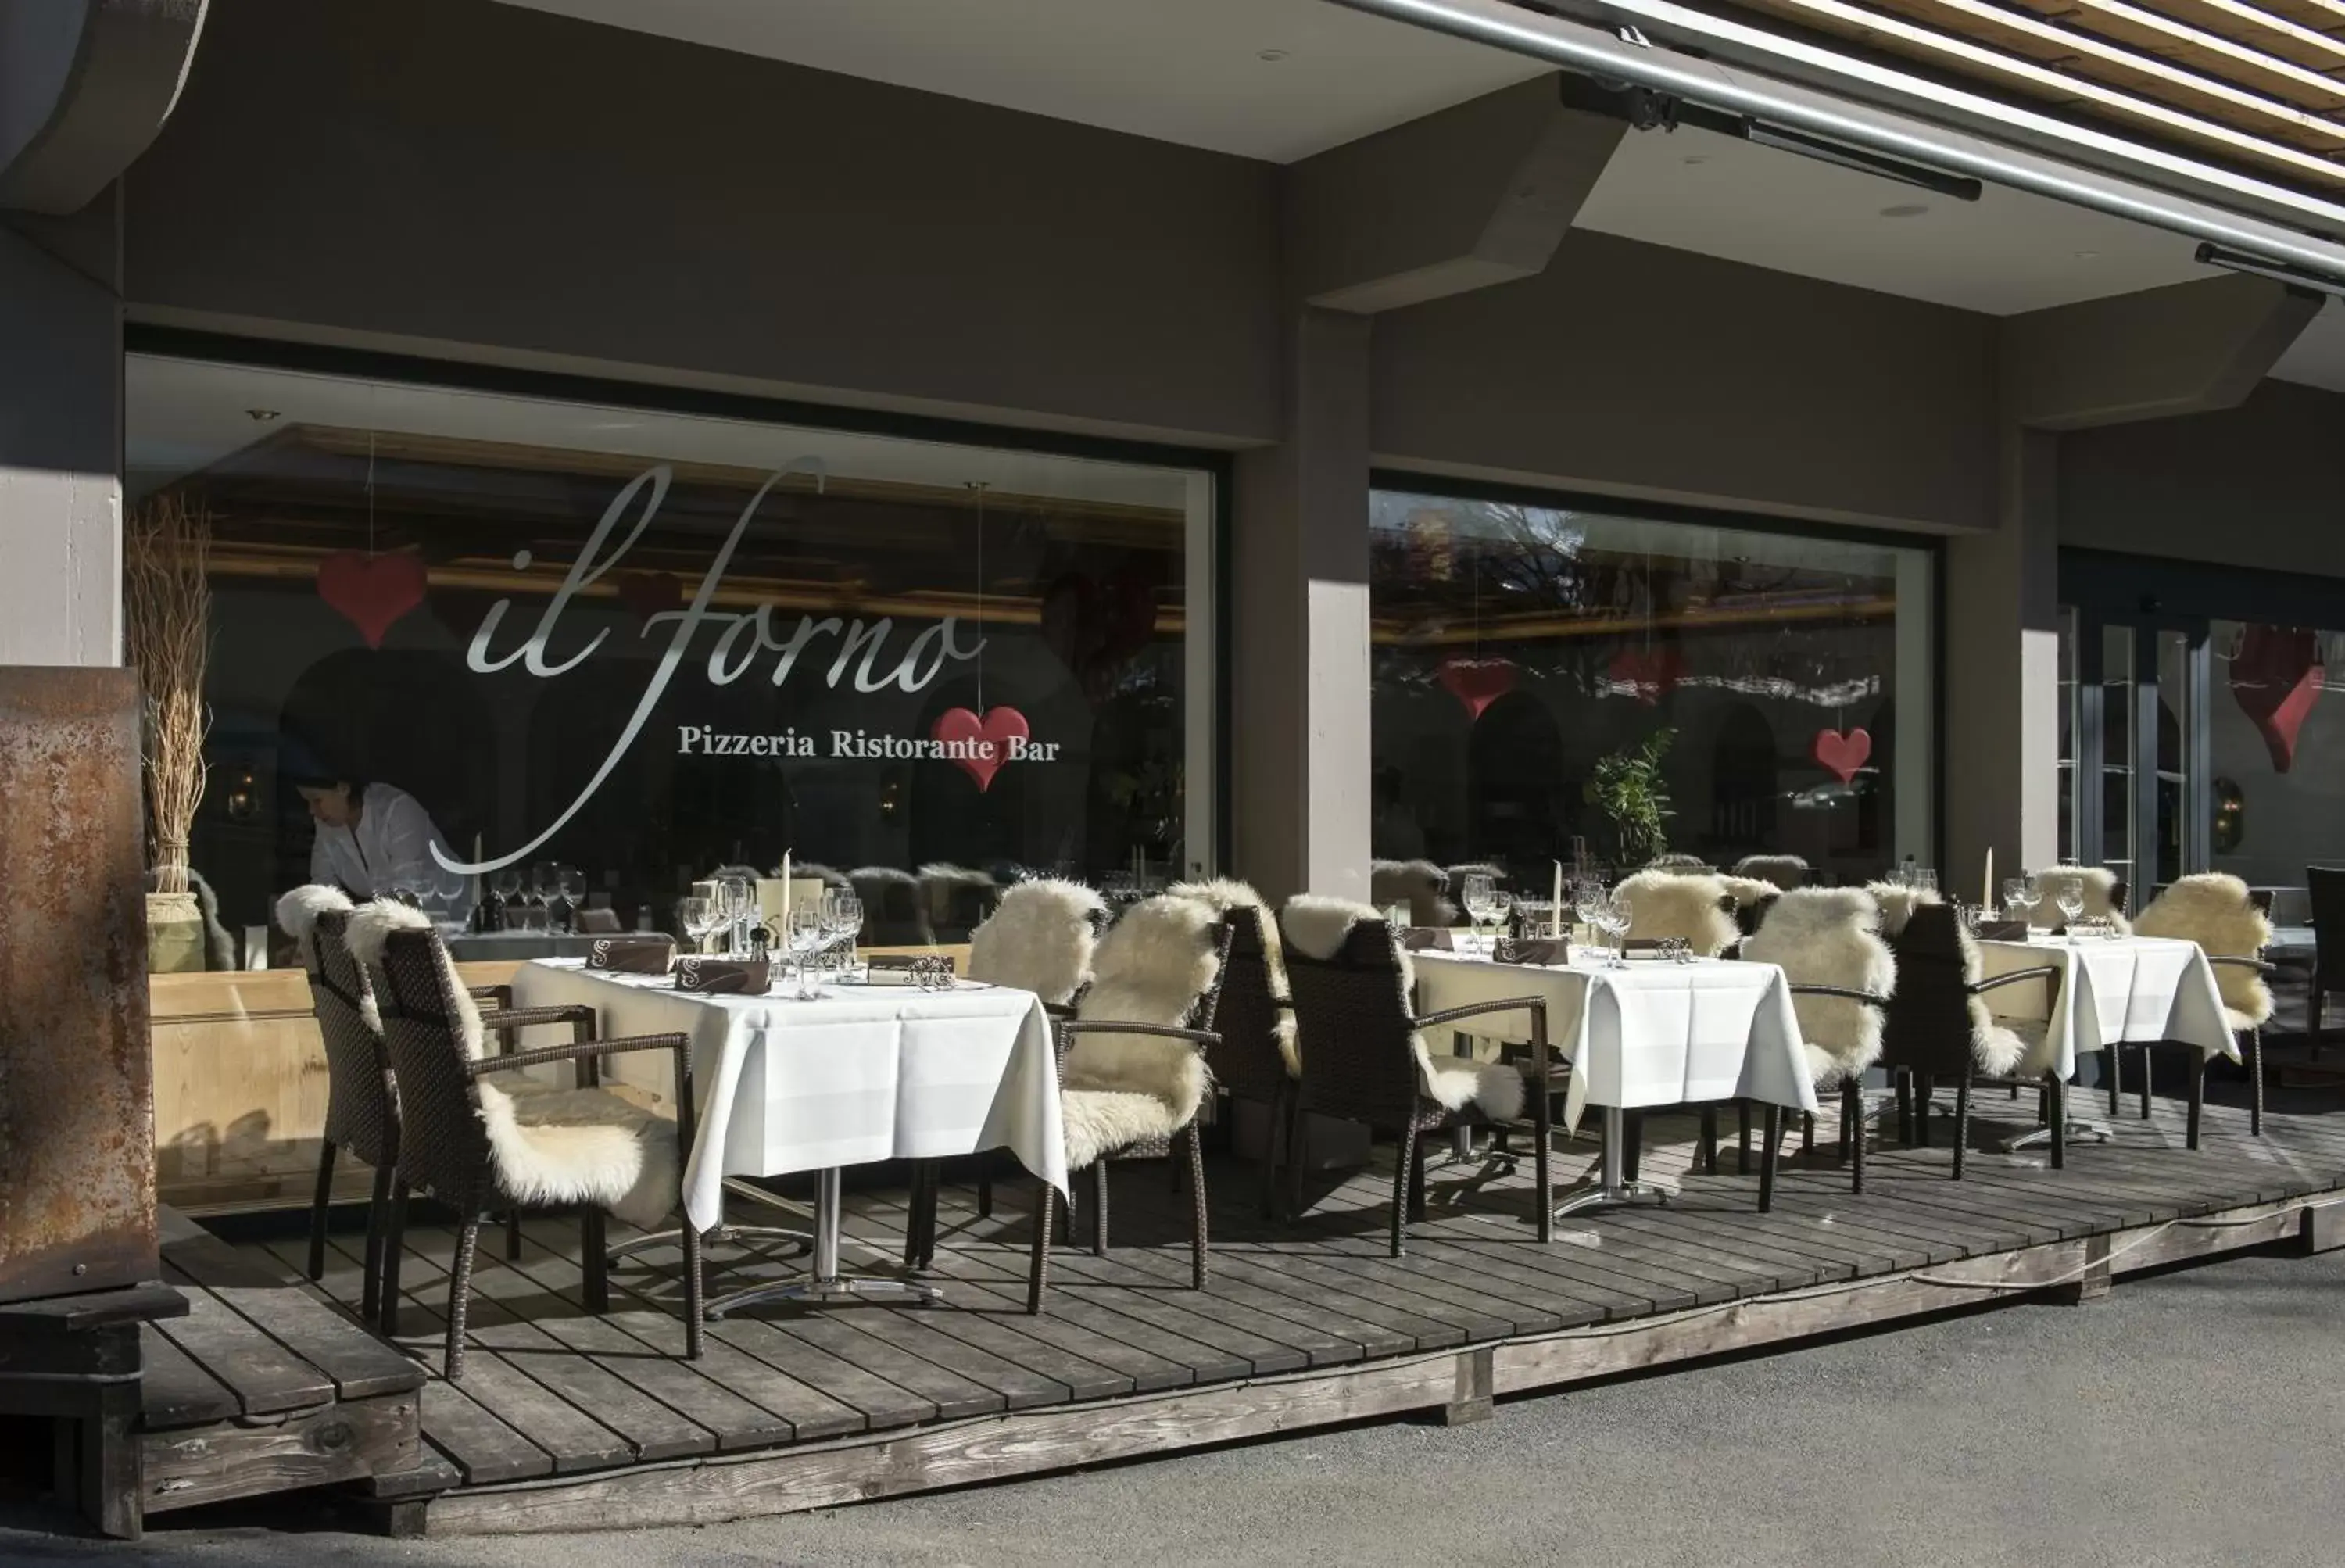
295 773 459 903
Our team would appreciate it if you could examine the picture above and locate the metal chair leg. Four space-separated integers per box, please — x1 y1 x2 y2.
307 1140 338 1283
1185 1125 1209 1290
2250 1028 2265 1137
582 1208 609 1313
1027 1183 1054 1314
1408 1132 1429 1222
681 1219 705 1359
1391 1120 1419 1258
360 1161 394 1325
1847 1079 1866 1194
1089 1160 1110 1257
1758 1104 1781 1212
378 1182 408 1337
1952 1076 1972 1180
2139 1046 2153 1122
506 1211 524 1262
444 1217 481 1382
2049 1074 2068 1170
2187 1053 2206 1150
2109 1042 2124 1116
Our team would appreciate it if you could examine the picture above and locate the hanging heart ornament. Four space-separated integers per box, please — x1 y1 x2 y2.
317 550 428 648
2229 624 2322 774
1437 656 1517 720
1812 727 1872 783
932 706 1029 792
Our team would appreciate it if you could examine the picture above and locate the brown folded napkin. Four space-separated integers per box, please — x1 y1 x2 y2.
586 935 676 974
674 957 771 994
1399 928 1454 952
1975 921 2031 942
577 908 624 934
1494 936 1567 965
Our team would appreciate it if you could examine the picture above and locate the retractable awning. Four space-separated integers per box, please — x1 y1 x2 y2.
1324 0 2345 292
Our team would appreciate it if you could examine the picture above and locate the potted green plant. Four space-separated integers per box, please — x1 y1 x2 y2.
1585 727 1676 867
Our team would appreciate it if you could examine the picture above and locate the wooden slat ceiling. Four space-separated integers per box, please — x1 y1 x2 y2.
1712 0 2345 194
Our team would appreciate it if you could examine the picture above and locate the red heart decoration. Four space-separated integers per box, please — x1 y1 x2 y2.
616 571 683 622
932 706 1030 793
1608 646 1684 706
2230 625 2323 774
1813 727 1872 783
1437 656 1516 721
317 550 428 648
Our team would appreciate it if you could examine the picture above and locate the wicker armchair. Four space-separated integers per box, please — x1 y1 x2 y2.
1033 899 1236 1301
1733 886 1896 1191
1166 883 1296 1219
1280 900 1551 1256
2135 872 2275 1136
1878 904 2064 1175
349 905 702 1380
279 887 596 1331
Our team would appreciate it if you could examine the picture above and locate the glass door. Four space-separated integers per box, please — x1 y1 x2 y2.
2068 612 2209 904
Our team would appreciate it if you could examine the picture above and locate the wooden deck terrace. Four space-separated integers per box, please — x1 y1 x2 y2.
187 1092 2345 1537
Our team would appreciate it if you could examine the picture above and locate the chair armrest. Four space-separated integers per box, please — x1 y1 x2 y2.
1787 983 1889 1008
2206 955 2279 976
480 1004 596 1033
1054 1019 1222 1047
471 1032 698 1157
1415 997 1548 1033
1971 966 2060 996
468 985 514 1011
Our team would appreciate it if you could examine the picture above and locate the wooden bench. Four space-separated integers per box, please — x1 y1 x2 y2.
138 1209 424 1527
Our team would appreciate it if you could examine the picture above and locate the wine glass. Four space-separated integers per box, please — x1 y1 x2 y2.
1487 889 1514 951
558 865 588 933
1459 873 1498 957
678 895 721 956
822 890 863 980
783 905 828 999
1596 890 1632 968
490 866 524 929
1572 877 1605 949
718 875 755 958
2053 882 2086 944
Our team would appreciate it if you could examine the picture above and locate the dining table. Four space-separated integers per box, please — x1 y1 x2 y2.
1975 931 2237 1149
510 959 1065 1312
1412 949 1817 1215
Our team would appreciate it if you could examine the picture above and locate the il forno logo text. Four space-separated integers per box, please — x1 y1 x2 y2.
431 461 1009 875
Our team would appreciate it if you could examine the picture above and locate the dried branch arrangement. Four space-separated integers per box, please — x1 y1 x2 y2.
125 496 213 895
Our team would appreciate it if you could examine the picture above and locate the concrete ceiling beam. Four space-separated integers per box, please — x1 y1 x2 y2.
1284 73 1626 313
2000 272 2323 430
1 0 209 215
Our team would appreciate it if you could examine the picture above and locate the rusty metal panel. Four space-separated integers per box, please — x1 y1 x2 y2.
0 667 158 1303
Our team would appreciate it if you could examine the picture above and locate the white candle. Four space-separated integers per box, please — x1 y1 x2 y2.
1552 860 1564 938
781 850 792 928
1984 846 1994 914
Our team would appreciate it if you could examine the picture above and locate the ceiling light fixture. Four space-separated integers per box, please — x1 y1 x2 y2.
2195 242 2345 299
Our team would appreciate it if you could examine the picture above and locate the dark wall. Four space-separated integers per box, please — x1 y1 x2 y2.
1371 229 2000 534
2060 378 2345 578
121 0 1285 446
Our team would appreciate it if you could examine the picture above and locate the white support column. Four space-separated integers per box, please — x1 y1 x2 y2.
0 219 123 668
1231 307 1373 904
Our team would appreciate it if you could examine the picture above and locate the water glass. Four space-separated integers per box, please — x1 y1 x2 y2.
783 905 827 998
678 895 721 955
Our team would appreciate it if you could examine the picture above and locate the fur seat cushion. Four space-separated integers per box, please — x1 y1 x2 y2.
1064 895 1223 1171
967 878 1106 1005
1870 885 2040 1076
1169 877 1298 1076
1742 887 1894 1083
1280 895 1523 1122
1370 860 1456 928
275 884 355 974
346 902 679 1230
1616 870 1740 957
2134 872 2274 1027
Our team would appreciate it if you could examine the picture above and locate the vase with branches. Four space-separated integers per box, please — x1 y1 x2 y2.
126 496 213 968
1585 726 1676 866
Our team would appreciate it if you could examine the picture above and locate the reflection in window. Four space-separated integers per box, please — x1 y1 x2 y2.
1368 492 1933 888
2211 621 2340 888
128 356 1214 940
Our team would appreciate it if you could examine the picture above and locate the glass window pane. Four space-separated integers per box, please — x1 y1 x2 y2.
127 356 1214 943
1366 491 1933 886
2209 619 2341 892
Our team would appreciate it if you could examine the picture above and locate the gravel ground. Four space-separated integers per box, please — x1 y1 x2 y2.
5 1244 2339 1568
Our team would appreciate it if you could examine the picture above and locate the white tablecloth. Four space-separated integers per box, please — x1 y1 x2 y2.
1412 953 1818 1131
510 961 1065 1231
1977 936 2238 1081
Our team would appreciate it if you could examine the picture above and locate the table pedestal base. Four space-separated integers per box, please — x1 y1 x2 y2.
1552 1105 1671 1218
702 1169 941 1318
